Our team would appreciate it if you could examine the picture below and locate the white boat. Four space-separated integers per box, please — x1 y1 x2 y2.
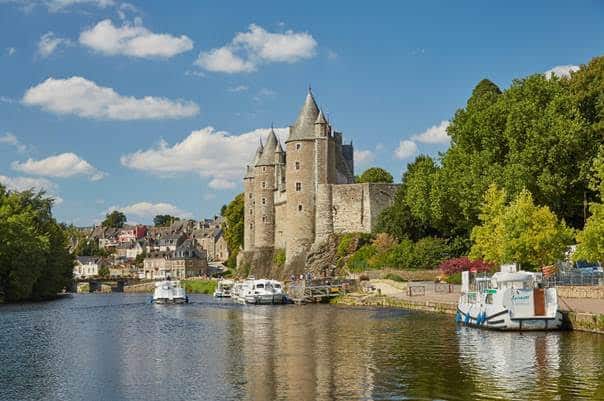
152 280 188 304
456 263 563 331
213 279 234 298
234 278 286 305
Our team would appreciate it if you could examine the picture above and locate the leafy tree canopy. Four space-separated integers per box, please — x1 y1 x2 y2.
357 167 394 184
153 214 180 227
222 193 244 268
102 210 127 228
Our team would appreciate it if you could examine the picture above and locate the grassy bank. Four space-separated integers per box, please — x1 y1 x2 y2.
182 279 217 295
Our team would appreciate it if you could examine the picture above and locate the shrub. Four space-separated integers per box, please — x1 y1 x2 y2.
384 273 406 282
438 256 494 275
273 248 286 267
372 233 398 253
410 237 451 269
446 272 462 284
346 244 378 272
337 233 373 257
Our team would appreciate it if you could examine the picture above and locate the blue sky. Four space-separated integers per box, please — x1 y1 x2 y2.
0 0 602 226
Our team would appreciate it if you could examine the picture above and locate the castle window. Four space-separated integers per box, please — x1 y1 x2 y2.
298 204 303 212
262 166 266 172
249 224 253 229
295 161 300 170
262 197 266 205
296 143 301 151
262 216 267 223
295 182 302 191
249 209 253 215
249 193 252 199
262 181 266 189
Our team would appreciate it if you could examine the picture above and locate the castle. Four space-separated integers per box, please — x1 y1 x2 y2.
240 89 399 276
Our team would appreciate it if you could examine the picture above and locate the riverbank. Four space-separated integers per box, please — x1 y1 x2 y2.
332 279 604 334
123 279 217 295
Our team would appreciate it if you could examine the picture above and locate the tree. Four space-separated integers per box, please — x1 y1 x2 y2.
357 167 394 183
102 210 126 228
470 186 575 270
575 146 604 262
153 214 180 227
0 185 73 302
98 264 110 278
222 193 244 268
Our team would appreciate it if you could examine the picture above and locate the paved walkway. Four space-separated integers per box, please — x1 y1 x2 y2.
370 279 604 314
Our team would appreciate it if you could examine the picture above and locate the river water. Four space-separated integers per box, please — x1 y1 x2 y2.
1 294 603 401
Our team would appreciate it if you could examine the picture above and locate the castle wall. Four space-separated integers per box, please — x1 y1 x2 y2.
331 183 399 234
254 165 276 247
274 194 287 249
243 177 255 251
284 140 315 262
315 184 333 242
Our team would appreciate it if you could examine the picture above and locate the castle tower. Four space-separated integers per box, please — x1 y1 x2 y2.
254 129 278 248
243 140 263 251
284 89 320 264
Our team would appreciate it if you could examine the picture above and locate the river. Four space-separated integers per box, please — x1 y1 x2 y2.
1 294 603 401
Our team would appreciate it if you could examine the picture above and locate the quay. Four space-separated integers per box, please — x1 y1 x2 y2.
332 279 604 334
285 278 356 304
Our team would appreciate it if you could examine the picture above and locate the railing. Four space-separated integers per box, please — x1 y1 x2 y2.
407 286 426 297
546 271 604 287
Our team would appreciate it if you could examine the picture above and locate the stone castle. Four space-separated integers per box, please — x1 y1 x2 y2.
240 90 399 276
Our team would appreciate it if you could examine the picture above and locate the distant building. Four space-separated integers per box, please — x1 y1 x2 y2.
142 240 208 279
195 228 229 262
74 256 100 279
117 225 147 244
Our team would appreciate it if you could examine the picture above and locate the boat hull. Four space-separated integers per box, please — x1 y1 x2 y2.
244 293 286 305
456 304 563 331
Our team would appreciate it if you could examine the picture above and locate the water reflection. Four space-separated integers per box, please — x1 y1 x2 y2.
1 295 603 401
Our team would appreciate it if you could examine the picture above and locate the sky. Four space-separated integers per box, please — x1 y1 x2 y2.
0 0 603 226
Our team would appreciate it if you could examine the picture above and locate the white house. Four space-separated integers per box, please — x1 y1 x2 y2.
74 256 100 279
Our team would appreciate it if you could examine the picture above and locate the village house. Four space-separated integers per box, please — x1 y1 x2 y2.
142 240 208 279
117 225 147 244
74 256 100 279
195 228 229 262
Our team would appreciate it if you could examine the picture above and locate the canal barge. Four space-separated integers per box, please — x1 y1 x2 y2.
213 279 234 298
456 263 563 330
152 280 188 304
233 278 286 305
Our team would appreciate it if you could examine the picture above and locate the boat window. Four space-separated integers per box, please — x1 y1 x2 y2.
256 284 264 289
486 294 493 304
274 284 281 288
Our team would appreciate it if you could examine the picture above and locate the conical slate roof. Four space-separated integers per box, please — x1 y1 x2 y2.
256 128 278 166
315 109 328 124
286 90 320 142
252 139 264 165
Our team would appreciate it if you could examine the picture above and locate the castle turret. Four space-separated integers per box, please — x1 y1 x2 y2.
254 129 278 248
284 90 320 266
243 140 263 251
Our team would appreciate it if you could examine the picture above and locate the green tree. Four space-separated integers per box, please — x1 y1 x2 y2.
98 264 110 278
0 185 73 302
357 167 394 183
222 193 244 268
575 146 604 262
153 214 180 227
102 210 126 228
470 186 574 270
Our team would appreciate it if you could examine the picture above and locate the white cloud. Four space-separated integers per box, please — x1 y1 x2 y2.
0 96 15 104
411 120 450 144
12 152 106 181
120 126 288 188
354 149 374 165
195 47 256 73
209 178 236 189
23 76 199 120
79 19 193 59
0 174 62 204
544 65 579 79
395 140 418 160
1 0 115 12
0 133 27 153
108 202 192 220
6 47 16 56
37 32 72 58
228 85 248 92
195 23 317 73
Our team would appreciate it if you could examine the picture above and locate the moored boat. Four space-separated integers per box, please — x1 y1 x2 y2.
152 280 188 304
456 263 563 331
213 279 234 298
232 278 286 305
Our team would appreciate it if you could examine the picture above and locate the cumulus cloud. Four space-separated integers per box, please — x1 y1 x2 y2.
120 126 288 190
0 133 27 153
1 0 115 12
12 152 106 181
354 149 374 165
6 47 16 56
22 76 199 120
411 120 450 144
395 140 418 160
37 32 72 58
228 85 248 92
108 202 192 220
0 174 62 203
79 19 193 59
544 65 579 79
195 23 317 73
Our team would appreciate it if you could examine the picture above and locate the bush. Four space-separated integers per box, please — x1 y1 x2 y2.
273 249 286 267
372 233 398 253
438 256 494 275
384 273 406 282
346 244 377 272
446 272 462 284
386 237 450 269
337 233 373 257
